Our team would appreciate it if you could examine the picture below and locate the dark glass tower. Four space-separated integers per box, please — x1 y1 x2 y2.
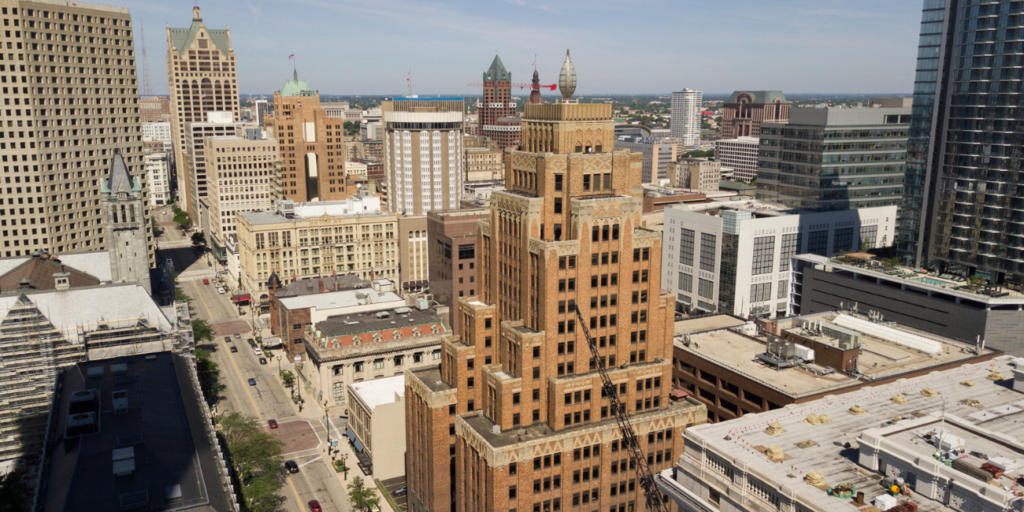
900 0 1024 283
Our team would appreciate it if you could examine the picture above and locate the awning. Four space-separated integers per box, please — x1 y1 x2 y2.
346 429 364 453
670 389 689 400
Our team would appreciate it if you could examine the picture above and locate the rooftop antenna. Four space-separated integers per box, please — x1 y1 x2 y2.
138 23 152 98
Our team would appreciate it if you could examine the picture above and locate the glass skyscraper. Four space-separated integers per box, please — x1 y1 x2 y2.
899 0 1024 283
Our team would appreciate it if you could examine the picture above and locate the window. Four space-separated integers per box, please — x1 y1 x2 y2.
859 225 878 250
697 278 714 299
509 486 517 499
678 228 695 266
808 230 828 256
699 233 717 272
779 233 799 271
554 198 563 214
373 359 385 370
458 245 475 260
833 227 854 255
554 174 563 191
751 236 775 275
777 280 788 299
750 282 771 303
677 272 692 291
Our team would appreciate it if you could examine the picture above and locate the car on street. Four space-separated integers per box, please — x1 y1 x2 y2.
268 419 278 429
259 357 267 365
284 461 299 473
253 347 262 356
308 500 322 512
202 278 209 285
217 287 225 294
233 333 241 339
247 338 256 347
248 378 256 386
230 346 238 353
224 337 231 343
394 485 408 497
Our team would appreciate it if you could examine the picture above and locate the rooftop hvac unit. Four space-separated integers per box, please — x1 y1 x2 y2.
375 311 390 319
86 366 104 378
66 412 98 437
70 390 95 403
110 363 128 376
112 390 129 415
394 307 411 315
833 314 941 354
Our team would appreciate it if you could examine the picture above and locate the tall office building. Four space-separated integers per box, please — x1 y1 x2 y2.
670 88 702 146
0 0 152 263
205 131 282 256
183 113 255 234
719 91 791 139
405 53 705 512
896 0 1024 283
166 5 240 215
253 99 269 127
382 98 464 215
479 55 520 149
757 105 910 210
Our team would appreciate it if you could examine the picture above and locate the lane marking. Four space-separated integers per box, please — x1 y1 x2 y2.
287 475 306 511
190 281 263 418
299 457 322 468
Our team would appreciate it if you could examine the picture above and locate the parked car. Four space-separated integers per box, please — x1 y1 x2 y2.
284 461 299 473
202 278 209 285
217 288 225 295
233 333 241 339
393 485 408 497
259 357 267 365
224 337 231 343
230 346 238 353
308 500 322 512
268 419 278 429
253 348 263 356
248 378 256 386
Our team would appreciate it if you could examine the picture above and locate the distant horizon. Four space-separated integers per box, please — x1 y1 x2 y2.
225 92 915 100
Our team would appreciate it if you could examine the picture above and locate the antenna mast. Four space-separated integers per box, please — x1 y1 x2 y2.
139 23 153 98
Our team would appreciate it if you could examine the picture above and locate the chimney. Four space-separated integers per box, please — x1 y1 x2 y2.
318 276 325 293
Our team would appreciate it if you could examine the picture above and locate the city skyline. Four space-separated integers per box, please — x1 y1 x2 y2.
123 0 922 96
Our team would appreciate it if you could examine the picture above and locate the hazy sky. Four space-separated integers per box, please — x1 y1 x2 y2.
124 0 923 96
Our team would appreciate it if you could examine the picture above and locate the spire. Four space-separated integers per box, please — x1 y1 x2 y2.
192 5 202 21
529 69 543 105
484 54 510 82
106 152 134 195
558 49 576 100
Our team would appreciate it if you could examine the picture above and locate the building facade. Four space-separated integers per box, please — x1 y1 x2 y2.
142 121 173 146
183 113 254 230
479 55 520 149
102 153 152 295
405 58 706 512
615 136 680 183
0 0 151 262
383 98 465 215
661 201 896 318
426 209 488 335
398 216 429 293
140 96 171 123
670 89 702 146
346 376 408 481
266 71 347 203
253 99 269 127
719 90 791 139
144 153 172 206
205 133 282 253
665 158 721 192
465 146 504 182
166 6 240 214
714 136 759 182
757 106 910 210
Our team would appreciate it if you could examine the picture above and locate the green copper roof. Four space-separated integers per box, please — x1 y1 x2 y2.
280 70 315 97
168 20 231 57
483 54 510 82
728 91 788 104
132 176 142 193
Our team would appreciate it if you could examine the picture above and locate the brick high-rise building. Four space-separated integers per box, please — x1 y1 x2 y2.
166 6 240 214
265 71 346 202
719 91 790 139
405 53 706 512
479 55 521 150
0 0 153 263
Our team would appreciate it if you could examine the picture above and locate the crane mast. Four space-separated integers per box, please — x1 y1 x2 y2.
574 305 669 512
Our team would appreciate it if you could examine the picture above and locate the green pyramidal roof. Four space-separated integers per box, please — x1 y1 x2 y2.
280 70 315 97
168 20 231 58
483 54 510 82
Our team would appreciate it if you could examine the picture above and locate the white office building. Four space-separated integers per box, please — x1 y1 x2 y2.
144 153 172 206
714 136 760 182
142 121 172 144
661 201 896 318
671 89 702 146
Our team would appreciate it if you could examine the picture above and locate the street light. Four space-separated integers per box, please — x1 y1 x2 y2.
340 453 349 480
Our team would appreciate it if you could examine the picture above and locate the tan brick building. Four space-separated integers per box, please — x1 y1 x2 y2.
406 61 706 512
427 209 488 335
719 91 790 139
166 6 240 216
465 146 504 182
398 215 429 293
0 0 152 263
265 71 346 203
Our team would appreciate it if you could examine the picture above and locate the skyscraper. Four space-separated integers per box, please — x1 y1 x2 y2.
0 0 151 262
719 91 791 139
404 52 705 512
382 98 464 215
166 6 240 216
265 71 347 202
898 0 1024 282
670 88 702 146
479 55 521 149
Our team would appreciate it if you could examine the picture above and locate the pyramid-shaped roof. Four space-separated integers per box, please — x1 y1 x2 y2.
168 8 232 58
484 55 510 82
106 153 134 195
280 70 315 98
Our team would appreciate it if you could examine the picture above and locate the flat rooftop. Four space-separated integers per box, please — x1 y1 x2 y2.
674 314 747 336
349 375 405 411
683 356 1024 512
316 307 442 338
279 287 403 312
41 352 231 512
409 365 453 393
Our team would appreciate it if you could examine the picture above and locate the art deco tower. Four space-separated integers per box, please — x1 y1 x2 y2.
479 55 521 149
166 6 240 218
405 52 706 512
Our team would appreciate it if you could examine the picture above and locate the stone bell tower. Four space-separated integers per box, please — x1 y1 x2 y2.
103 152 152 295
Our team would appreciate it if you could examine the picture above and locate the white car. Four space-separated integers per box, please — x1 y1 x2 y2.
217 287 225 294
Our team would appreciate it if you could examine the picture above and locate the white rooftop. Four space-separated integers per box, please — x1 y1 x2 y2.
349 375 405 411
277 287 404 311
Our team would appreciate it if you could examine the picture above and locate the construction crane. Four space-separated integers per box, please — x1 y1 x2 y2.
574 305 670 512
466 82 556 91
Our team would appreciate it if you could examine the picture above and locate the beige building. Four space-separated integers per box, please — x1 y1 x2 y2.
383 99 465 215
346 376 407 480
346 161 368 179
666 157 721 192
140 96 172 123
184 113 255 231
235 197 400 299
206 133 282 253
464 146 503 182
0 0 152 262
166 5 240 216
144 153 172 207
398 216 429 293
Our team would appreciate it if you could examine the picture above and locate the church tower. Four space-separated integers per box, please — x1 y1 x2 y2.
103 153 152 295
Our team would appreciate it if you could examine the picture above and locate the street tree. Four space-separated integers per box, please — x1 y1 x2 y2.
194 349 224 402
0 470 32 512
347 476 380 512
191 231 207 249
191 318 214 343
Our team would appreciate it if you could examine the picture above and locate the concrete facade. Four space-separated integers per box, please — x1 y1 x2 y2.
398 216 429 293
714 136 759 182
615 136 680 184
427 209 489 335
665 158 720 192
103 154 152 295
205 133 282 252
144 153 172 206
347 376 408 481
383 99 465 216
183 114 255 230
670 89 702 146
465 146 504 182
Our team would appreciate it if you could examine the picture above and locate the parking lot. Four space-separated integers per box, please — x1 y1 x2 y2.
380 476 408 512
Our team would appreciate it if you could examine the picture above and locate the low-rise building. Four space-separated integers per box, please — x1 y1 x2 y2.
659 353 1023 512
346 376 407 480
714 136 759 182
662 201 896 317
300 306 445 409
427 209 488 335
346 160 368 179
144 152 172 206
666 158 721 192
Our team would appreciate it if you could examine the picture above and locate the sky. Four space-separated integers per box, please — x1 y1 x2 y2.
123 0 924 97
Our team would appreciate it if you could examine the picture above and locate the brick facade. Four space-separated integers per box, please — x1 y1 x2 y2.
427 209 489 335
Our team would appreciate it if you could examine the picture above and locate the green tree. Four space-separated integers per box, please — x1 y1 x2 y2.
150 216 163 238
218 412 261 445
172 205 193 231
347 476 380 512
175 286 193 304
195 348 224 402
216 413 285 512
242 475 282 512
191 318 214 343
0 470 32 512
343 121 360 137
279 369 295 387
191 231 207 248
